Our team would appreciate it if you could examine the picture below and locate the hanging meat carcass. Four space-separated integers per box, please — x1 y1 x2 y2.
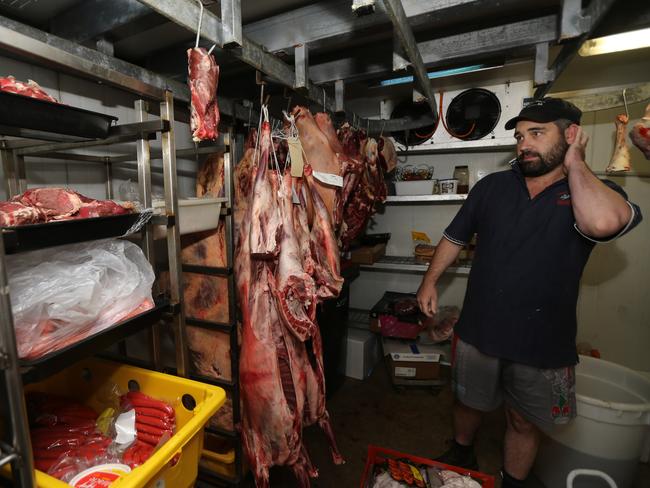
236 116 344 486
273 172 318 341
304 165 344 300
314 112 345 155
187 47 220 141
379 135 398 174
606 114 632 173
250 121 282 258
630 103 650 159
292 106 342 221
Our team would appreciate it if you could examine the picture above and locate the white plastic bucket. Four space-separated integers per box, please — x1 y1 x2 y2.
535 355 650 488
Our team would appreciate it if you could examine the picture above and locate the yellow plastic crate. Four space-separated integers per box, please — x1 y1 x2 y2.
25 358 225 488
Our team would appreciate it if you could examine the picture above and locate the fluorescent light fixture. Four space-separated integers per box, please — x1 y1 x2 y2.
378 63 501 87
579 28 650 56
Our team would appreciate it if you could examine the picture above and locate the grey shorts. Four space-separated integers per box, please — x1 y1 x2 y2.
451 338 576 431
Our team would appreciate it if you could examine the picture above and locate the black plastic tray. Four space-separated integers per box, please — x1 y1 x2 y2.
2 212 148 254
21 298 170 384
0 91 118 139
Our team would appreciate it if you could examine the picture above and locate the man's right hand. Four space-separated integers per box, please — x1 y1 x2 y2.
417 279 438 318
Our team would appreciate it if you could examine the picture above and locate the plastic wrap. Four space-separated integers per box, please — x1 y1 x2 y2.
421 306 460 344
8 239 155 359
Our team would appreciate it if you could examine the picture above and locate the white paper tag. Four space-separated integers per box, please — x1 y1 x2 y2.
395 367 416 378
114 409 137 445
313 170 343 187
291 184 300 204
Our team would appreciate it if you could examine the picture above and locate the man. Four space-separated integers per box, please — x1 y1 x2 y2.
416 98 642 488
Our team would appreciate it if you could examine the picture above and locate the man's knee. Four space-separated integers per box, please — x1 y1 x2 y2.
506 407 538 435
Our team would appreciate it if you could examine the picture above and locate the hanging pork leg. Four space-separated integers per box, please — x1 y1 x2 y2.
606 114 631 173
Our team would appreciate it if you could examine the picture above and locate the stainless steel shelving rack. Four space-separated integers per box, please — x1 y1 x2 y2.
0 91 190 487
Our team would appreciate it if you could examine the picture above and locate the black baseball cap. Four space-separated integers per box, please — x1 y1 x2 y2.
505 97 582 130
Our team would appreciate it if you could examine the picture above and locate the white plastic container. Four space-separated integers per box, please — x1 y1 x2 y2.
343 328 381 380
534 355 650 488
394 180 435 196
152 197 224 239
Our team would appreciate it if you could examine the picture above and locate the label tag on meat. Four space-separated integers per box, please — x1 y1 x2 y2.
313 170 343 187
291 183 300 204
288 136 304 177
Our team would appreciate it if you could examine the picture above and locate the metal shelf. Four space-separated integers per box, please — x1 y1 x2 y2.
2 212 151 254
360 255 471 274
20 298 170 385
385 194 467 203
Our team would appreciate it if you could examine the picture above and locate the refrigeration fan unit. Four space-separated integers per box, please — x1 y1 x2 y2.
390 99 438 147
444 88 501 141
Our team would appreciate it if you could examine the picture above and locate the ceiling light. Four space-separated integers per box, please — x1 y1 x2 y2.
377 63 502 87
579 28 650 56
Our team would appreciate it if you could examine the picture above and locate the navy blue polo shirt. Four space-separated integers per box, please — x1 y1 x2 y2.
444 165 642 369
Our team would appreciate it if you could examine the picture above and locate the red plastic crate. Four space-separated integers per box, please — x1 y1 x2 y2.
360 445 496 488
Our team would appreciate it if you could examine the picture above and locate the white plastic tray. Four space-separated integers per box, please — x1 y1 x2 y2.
152 197 224 239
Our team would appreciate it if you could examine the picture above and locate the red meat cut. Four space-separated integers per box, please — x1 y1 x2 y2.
188 47 220 142
0 201 41 226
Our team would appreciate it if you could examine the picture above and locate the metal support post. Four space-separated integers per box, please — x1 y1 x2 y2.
104 157 113 199
294 43 309 90
560 0 590 40
0 150 19 198
160 91 189 377
0 235 35 487
335 80 345 113
135 99 161 369
534 42 555 87
221 0 242 48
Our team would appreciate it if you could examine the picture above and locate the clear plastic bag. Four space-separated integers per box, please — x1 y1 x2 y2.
8 239 155 360
421 306 461 344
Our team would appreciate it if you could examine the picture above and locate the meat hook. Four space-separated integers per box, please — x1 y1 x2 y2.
623 88 629 119
194 0 204 49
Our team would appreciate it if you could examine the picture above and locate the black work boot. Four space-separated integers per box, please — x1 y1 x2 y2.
435 439 479 471
501 469 526 488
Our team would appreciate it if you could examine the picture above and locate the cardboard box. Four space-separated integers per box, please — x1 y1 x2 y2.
343 328 381 380
350 243 386 265
382 337 444 381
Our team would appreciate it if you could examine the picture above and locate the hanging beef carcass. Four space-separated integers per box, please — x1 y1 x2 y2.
237 121 314 486
314 112 345 155
606 114 632 173
304 165 344 299
273 172 318 341
187 47 220 141
250 121 282 258
292 106 341 221
630 103 650 159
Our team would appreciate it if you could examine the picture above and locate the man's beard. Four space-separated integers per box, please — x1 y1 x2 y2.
517 139 569 177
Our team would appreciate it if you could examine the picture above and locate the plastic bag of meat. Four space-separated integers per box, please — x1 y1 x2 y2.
421 306 461 344
7 239 155 360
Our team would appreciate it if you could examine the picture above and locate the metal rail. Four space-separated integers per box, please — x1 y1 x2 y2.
382 0 438 119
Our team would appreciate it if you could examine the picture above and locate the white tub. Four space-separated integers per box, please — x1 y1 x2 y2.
152 197 224 239
534 355 650 488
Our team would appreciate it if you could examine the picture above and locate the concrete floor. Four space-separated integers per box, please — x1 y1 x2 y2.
255 359 650 488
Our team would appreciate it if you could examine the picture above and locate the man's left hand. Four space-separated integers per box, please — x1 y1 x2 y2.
563 126 589 174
